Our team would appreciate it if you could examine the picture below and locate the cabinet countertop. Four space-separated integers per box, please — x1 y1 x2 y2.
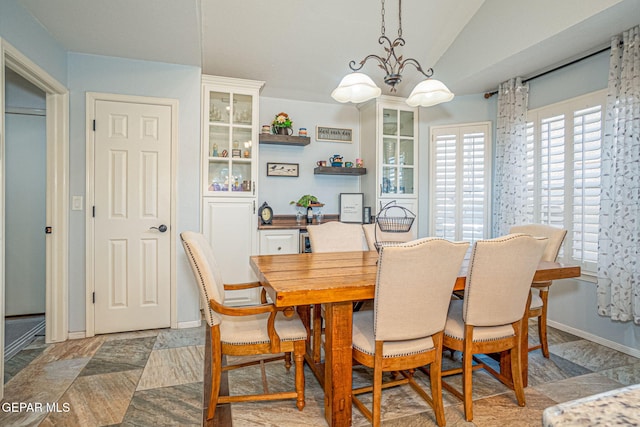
258 214 339 230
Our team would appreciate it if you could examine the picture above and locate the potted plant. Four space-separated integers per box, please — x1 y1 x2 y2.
290 194 323 208
272 112 293 135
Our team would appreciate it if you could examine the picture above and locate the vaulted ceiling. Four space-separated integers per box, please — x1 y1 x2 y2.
19 0 640 103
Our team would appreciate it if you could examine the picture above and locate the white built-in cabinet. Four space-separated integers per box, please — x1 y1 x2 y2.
359 96 419 228
259 229 299 255
201 75 264 305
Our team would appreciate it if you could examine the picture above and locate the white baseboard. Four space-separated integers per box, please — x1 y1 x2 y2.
177 320 201 329
67 321 201 340
68 331 86 340
547 320 640 359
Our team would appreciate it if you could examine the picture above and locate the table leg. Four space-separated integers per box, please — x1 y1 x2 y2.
324 301 353 427
499 316 530 388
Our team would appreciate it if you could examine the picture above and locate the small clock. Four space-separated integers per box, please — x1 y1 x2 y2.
258 202 273 225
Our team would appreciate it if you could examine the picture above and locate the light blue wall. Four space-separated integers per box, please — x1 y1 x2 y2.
528 50 610 109
258 97 361 215
0 0 67 85
67 53 202 331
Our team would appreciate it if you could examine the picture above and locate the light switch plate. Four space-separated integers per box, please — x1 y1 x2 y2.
72 196 83 211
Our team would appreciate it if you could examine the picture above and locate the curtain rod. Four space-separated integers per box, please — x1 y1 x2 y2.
483 44 613 99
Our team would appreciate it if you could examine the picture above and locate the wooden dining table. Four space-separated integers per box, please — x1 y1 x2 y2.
250 250 581 427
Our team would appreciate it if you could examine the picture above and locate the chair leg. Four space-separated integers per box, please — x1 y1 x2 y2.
284 352 292 370
511 320 526 407
538 289 550 358
372 342 384 427
294 341 306 411
463 325 474 421
208 325 222 421
430 334 446 427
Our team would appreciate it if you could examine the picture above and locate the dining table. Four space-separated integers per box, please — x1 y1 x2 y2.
250 250 581 427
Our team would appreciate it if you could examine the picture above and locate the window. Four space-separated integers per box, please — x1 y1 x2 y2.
429 122 492 244
526 90 605 273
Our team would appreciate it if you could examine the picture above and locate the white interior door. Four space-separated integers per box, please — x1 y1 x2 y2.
93 99 171 334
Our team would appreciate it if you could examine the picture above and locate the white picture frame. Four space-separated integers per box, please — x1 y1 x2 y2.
339 193 364 223
266 162 299 177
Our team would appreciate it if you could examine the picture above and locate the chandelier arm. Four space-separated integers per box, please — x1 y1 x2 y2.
349 54 392 76
397 58 434 79
349 34 397 76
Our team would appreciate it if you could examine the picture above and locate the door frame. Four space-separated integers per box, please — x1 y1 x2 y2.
85 92 178 337
0 39 69 399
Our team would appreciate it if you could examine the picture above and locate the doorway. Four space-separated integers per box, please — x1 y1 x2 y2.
4 68 47 359
0 39 69 400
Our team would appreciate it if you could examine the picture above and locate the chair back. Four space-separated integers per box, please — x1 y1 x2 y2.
180 231 224 327
374 238 469 341
307 221 368 252
362 223 417 251
509 224 567 261
463 233 547 327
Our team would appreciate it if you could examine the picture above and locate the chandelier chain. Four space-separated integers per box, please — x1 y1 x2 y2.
381 0 386 37
398 0 402 38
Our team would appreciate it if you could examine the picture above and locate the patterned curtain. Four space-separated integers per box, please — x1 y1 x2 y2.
597 26 640 324
493 77 530 237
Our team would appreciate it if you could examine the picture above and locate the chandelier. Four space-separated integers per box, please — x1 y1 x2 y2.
331 0 454 107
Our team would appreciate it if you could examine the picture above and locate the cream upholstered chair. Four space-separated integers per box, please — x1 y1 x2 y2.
180 231 307 421
441 233 547 421
352 238 469 427
307 221 369 252
510 224 567 358
306 221 368 362
362 222 417 251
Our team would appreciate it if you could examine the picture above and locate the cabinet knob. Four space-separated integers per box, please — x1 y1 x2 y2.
277 246 282 251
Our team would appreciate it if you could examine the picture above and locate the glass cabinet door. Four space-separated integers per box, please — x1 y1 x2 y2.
381 108 415 196
205 90 255 194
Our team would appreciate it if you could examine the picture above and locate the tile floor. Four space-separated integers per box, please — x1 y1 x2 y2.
1 322 639 426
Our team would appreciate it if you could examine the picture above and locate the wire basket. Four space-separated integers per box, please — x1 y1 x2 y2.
375 201 415 233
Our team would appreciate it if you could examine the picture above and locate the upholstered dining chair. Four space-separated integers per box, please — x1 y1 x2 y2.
510 224 567 358
180 231 307 421
306 221 369 362
362 222 417 251
441 233 547 422
307 221 369 252
351 238 469 427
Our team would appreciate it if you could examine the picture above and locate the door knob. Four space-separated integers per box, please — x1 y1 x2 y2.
150 224 168 232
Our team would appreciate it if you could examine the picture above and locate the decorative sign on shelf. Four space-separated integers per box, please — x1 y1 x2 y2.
316 126 353 143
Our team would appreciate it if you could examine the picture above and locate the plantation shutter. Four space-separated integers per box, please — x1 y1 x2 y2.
430 123 491 243
526 90 605 274
572 105 602 271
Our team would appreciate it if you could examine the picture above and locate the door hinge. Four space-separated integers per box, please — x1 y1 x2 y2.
92 206 95 217
45 226 53 234
92 292 95 304
92 120 96 131
253 200 256 214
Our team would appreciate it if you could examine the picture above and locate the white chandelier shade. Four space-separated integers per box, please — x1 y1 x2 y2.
406 79 455 107
331 73 382 104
